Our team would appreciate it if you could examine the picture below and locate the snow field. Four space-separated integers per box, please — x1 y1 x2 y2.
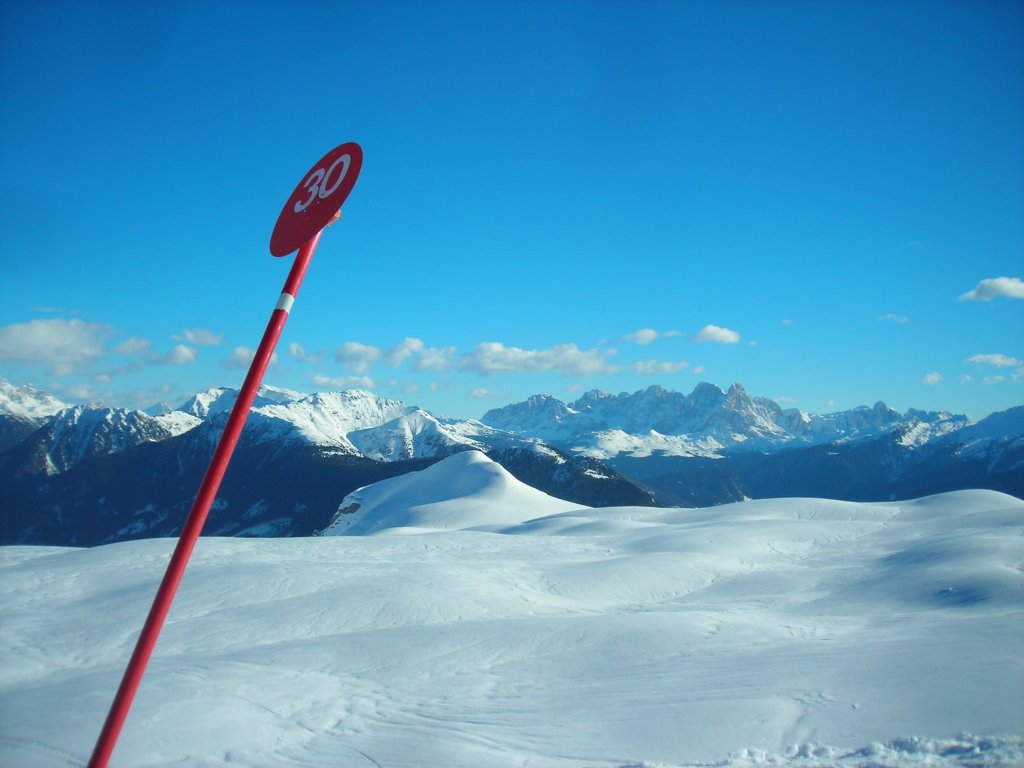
1 452 1021 767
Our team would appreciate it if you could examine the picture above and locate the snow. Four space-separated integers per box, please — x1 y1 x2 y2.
38 405 198 475
177 384 308 419
532 442 568 464
174 388 530 460
151 409 202 436
942 406 1024 466
482 384 974 459
1 452 1021 767
575 428 725 459
322 450 583 534
0 379 67 419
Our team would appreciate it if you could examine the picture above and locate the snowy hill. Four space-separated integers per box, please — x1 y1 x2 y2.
482 382 970 458
2 487 1021 766
321 450 583 534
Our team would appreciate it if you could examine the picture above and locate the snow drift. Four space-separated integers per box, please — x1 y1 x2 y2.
1 452 1021 767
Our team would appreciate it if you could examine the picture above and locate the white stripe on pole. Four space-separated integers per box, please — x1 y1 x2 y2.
275 293 296 313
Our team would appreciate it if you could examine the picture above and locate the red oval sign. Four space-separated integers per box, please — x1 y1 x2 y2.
270 142 363 257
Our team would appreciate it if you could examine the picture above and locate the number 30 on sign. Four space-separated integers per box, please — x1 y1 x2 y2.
270 142 363 257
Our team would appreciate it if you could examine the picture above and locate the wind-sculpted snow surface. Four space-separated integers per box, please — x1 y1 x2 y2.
1 453 1021 767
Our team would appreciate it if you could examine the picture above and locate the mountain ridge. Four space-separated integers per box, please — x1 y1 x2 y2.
0 380 655 546
481 382 971 458
1 379 1020 546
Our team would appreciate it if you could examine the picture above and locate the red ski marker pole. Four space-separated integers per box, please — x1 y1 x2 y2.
88 142 362 768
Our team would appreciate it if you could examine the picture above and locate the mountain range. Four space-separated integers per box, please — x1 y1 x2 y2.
482 383 1023 505
0 381 653 546
480 382 971 457
1 379 1020 546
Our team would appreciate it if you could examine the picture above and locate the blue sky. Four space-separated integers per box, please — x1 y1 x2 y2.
1 0 1021 421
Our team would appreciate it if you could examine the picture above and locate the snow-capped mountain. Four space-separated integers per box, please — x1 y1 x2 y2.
0 380 69 452
0 382 653 546
0 383 537 475
179 387 532 460
0 380 67 420
238 390 512 460
482 382 970 458
4 405 201 476
177 384 309 419
937 405 1024 464
482 383 793 456
1 378 1020 546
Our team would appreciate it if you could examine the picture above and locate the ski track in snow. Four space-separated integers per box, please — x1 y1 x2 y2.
1 452 1022 767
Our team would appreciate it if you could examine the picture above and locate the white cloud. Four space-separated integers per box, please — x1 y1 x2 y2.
0 318 108 375
335 342 381 373
623 329 683 345
468 387 490 399
624 329 659 345
224 346 278 369
633 360 689 375
288 342 324 363
693 325 740 344
113 337 152 356
922 372 943 385
877 313 909 324
174 328 223 346
781 319 794 327
964 353 1022 368
164 344 197 365
412 345 456 373
983 376 1005 385
958 276 1024 302
64 382 96 400
386 337 425 366
312 374 375 389
459 342 616 376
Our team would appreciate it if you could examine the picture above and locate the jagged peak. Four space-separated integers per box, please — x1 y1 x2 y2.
690 381 727 397
524 393 566 408
570 389 613 409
